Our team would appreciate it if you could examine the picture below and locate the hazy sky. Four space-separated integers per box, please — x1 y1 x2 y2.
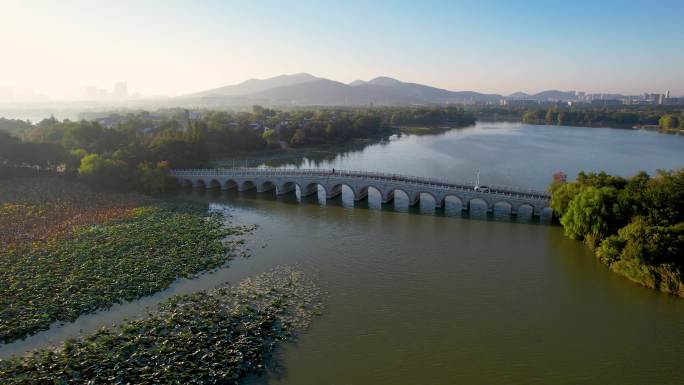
2 0 683 100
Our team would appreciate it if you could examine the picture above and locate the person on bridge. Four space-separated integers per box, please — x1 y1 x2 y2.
332 168 335 174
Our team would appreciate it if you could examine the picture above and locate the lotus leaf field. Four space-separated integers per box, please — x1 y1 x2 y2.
0 177 251 343
0 177 150 248
0 267 323 384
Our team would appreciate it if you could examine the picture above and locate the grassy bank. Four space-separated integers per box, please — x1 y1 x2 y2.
0 177 250 343
0 267 322 384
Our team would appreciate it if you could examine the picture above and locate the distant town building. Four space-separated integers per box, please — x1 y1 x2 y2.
500 99 539 107
663 97 684 106
114 82 128 99
590 99 622 106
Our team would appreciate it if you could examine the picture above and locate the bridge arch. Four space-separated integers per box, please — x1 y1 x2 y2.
363 185 382 199
181 179 193 188
391 188 420 206
195 179 207 189
493 200 513 218
259 180 277 193
355 185 381 206
419 191 439 208
468 197 489 215
300 182 320 198
224 179 238 190
277 181 297 195
239 180 256 192
516 203 534 221
327 182 365 200
208 179 221 189
443 194 464 211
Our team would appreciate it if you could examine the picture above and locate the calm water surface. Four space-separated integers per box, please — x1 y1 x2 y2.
248 122 684 190
3 123 684 384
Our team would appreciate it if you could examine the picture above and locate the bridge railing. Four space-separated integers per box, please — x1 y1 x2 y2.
169 168 551 200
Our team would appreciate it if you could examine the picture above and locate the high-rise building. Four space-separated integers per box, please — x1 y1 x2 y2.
114 82 128 99
665 90 670 99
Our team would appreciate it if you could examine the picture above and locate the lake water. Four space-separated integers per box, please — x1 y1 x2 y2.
2 122 684 384
247 122 684 190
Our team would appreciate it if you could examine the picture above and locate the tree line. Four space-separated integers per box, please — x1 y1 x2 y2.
549 170 684 296
0 106 474 193
202 106 474 151
521 108 663 127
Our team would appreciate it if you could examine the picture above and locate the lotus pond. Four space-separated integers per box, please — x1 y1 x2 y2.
0 177 149 248
0 178 253 343
0 267 322 384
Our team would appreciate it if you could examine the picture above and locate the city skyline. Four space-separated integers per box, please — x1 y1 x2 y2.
2 0 684 101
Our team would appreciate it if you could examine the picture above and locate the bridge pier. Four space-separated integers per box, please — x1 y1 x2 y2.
238 183 256 192
354 187 369 202
407 193 420 207
276 183 296 195
300 184 319 197
382 190 394 204
540 207 554 223
223 180 238 190
257 182 276 193
326 184 343 200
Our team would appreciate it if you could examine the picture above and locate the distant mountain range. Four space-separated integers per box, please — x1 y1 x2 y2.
179 73 584 106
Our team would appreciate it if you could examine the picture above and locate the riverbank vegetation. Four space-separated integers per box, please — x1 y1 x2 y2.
658 112 684 132
522 108 662 127
0 177 251 343
0 267 322 384
549 170 684 296
0 106 474 191
517 106 684 132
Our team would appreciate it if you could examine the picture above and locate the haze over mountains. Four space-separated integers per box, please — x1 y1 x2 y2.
180 73 584 106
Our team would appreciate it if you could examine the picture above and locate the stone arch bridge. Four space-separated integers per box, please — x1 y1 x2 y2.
169 168 552 217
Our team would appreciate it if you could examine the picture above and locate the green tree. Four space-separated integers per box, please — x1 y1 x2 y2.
290 129 307 147
62 122 104 152
549 182 581 218
615 217 683 265
136 161 170 195
262 129 279 145
643 169 684 225
65 149 88 175
659 114 679 129
560 186 617 246
77 153 129 189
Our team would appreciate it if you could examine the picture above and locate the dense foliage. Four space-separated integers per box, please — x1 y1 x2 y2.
0 200 250 342
1 106 474 190
0 267 322 384
0 118 31 136
658 112 684 130
522 108 663 127
549 170 684 296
